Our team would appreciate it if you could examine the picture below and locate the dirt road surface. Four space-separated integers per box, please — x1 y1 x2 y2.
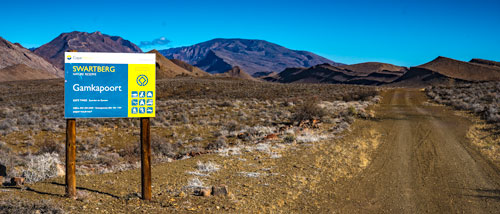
334 89 500 213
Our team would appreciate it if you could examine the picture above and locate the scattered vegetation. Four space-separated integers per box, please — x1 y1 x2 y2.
22 153 62 183
0 198 64 214
427 82 500 125
292 98 326 123
0 78 379 181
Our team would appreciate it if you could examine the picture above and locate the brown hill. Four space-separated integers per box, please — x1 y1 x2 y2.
148 50 210 79
340 62 407 75
265 62 406 85
215 66 256 80
0 36 62 80
0 64 59 82
34 31 142 70
469 58 500 68
394 56 500 86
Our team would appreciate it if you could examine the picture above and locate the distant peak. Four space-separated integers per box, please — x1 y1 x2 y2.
148 49 160 53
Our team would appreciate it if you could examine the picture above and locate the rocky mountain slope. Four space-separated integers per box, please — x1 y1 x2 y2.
264 62 407 85
0 64 59 82
159 38 340 76
214 66 256 80
34 31 142 70
393 56 500 86
148 50 210 79
0 36 62 81
169 59 209 77
469 58 500 68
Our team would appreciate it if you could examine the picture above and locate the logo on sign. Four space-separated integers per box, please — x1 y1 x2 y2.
67 55 72 60
137 75 148 86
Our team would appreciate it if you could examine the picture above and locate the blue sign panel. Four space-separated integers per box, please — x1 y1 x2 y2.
65 63 128 118
64 52 156 118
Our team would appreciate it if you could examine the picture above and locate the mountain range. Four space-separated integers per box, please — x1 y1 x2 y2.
159 38 341 76
1 31 499 85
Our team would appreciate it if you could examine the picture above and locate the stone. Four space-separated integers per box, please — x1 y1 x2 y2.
0 164 6 177
264 133 278 141
0 176 3 186
211 185 229 196
11 177 24 186
201 188 211 197
56 164 65 177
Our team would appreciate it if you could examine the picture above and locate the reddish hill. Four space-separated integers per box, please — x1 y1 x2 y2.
394 56 500 86
264 62 406 85
0 36 62 81
34 31 142 70
215 66 256 81
340 62 407 75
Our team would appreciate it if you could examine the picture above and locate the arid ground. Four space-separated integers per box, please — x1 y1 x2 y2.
1 84 499 213
333 89 500 213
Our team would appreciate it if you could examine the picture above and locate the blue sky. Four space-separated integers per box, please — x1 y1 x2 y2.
1 0 499 66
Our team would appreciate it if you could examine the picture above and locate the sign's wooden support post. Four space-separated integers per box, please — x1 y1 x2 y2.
66 119 77 199
140 117 152 200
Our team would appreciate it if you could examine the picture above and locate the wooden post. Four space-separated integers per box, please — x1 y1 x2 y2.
140 118 152 200
66 119 76 199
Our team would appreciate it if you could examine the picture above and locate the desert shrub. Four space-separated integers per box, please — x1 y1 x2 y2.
0 142 28 177
0 119 16 133
22 153 62 183
283 134 296 143
427 82 500 124
77 137 100 152
196 161 220 173
292 98 326 122
296 132 322 143
37 139 64 156
0 198 64 214
347 106 357 116
184 177 205 189
152 142 177 157
224 120 242 132
118 143 139 158
97 152 120 166
206 137 227 150
151 135 179 158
